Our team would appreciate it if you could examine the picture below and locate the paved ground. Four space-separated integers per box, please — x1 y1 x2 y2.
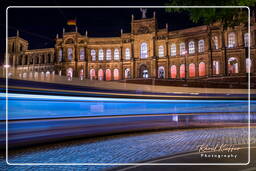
0 127 255 171
2 74 251 94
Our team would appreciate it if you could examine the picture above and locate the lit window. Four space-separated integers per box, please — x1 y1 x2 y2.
228 57 239 74
58 49 62 62
98 49 104 61
158 45 164 57
212 36 218 50
180 42 186 55
125 48 131 60
170 43 176 56
140 42 148 58
67 48 73 61
244 33 249 47
228 32 236 48
246 58 251 73
188 41 195 54
79 48 85 60
114 48 120 60
213 60 220 75
198 40 205 52
106 49 111 60
91 49 96 61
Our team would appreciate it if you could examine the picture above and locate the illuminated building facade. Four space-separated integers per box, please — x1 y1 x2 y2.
6 12 255 81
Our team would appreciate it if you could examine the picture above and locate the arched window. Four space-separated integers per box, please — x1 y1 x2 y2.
106 69 111 81
140 42 148 58
246 58 251 73
125 68 131 79
114 48 120 60
158 45 164 57
170 43 176 56
189 63 196 77
158 66 165 79
98 49 104 61
180 43 186 55
213 60 220 75
170 65 177 78
58 48 62 62
90 69 96 80
79 48 85 60
91 49 96 61
66 68 73 81
198 40 204 52
228 32 236 48
125 48 131 60
106 49 112 60
188 41 195 54
228 57 239 74
212 36 218 50
113 69 119 80
98 69 104 80
199 62 206 77
67 48 73 61
140 65 149 78
244 33 249 47
180 64 185 78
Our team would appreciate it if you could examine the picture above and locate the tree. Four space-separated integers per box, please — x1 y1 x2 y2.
165 0 256 76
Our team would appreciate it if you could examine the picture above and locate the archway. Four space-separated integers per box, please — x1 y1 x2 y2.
199 62 206 77
170 65 177 79
66 68 73 81
158 66 165 79
106 69 112 81
228 57 239 74
180 64 185 78
90 69 96 80
125 68 131 79
113 69 119 80
79 69 84 80
139 64 149 78
98 69 104 80
189 63 195 77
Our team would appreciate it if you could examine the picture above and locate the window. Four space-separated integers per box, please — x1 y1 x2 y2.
198 40 205 52
98 49 104 61
66 68 73 81
67 48 73 61
114 48 120 60
180 43 186 55
213 61 220 75
244 33 249 47
212 36 218 50
125 48 131 60
228 57 239 74
91 49 96 61
58 49 62 62
170 43 176 56
79 48 85 60
140 42 148 58
188 41 195 54
125 68 131 79
90 69 96 80
98 69 104 80
158 45 164 57
199 62 206 77
106 49 112 60
228 32 236 48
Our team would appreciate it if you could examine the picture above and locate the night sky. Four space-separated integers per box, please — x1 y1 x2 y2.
0 0 203 64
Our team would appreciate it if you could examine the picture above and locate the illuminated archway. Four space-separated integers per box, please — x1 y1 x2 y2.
199 62 206 77
189 63 195 77
228 57 239 74
113 69 119 80
90 69 96 80
180 64 185 78
170 65 177 79
106 69 112 81
66 68 73 81
125 68 131 79
98 69 104 80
